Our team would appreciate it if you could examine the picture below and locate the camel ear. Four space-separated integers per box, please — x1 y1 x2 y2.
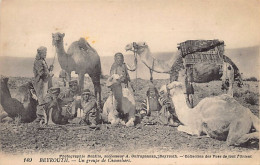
62 33 65 37
52 33 54 37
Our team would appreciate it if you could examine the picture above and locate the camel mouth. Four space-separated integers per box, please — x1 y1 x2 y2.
52 39 59 46
125 44 134 52
125 47 133 52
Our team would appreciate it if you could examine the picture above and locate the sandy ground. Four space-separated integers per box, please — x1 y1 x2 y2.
0 77 259 155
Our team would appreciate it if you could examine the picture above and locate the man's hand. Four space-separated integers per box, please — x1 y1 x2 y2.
49 65 54 71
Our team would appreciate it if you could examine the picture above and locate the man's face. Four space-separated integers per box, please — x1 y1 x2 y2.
52 93 59 99
82 93 89 101
69 82 78 92
115 56 124 66
40 50 47 59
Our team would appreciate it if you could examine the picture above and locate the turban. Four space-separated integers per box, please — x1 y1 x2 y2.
114 52 124 59
69 80 78 86
82 89 91 95
37 46 47 54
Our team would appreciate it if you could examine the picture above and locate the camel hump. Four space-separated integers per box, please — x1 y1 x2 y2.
67 38 98 56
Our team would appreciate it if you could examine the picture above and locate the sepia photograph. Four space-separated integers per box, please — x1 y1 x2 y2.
0 0 259 164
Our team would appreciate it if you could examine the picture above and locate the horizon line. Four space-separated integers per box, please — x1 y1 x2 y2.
0 44 259 58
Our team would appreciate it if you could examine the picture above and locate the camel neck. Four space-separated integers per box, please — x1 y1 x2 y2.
111 84 123 110
55 41 66 57
138 47 152 62
1 83 11 98
171 91 193 125
137 46 177 73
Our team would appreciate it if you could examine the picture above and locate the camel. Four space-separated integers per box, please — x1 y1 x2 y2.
0 76 38 123
159 70 259 146
102 74 136 127
52 32 102 105
125 42 243 85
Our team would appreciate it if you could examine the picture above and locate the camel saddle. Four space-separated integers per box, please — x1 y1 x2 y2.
178 40 224 57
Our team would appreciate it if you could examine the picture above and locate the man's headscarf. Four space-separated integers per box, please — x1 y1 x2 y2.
114 52 124 61
36 46 47 60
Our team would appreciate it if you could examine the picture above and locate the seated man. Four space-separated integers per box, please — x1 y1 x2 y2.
140 83 161 117
158 95 179 127
78 89 99 128
139 83 179 126
44 87 68 125
58 80 81 121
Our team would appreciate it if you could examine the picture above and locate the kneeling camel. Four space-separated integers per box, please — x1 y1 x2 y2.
159 70 259 146
102 74 136 127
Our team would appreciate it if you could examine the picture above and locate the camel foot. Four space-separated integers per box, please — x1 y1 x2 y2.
194 135 211 139
48 121 56 125
169 122 180 127
234 132 259 146
125 118 135 127
110 119 120 126
1 117 13 123
177 125 200 136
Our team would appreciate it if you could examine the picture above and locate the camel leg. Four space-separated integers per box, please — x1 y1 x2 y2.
126 117 135 127
66 72 71 82
47 108 56 125
78 73 85 94
149 69 153 83
226 117 252 146
235 132 259 145
43 110 48 125
177 125 201 136
227 82 234 97
91 75 101 107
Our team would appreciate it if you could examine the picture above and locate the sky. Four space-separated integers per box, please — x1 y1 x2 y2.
0 0 260 58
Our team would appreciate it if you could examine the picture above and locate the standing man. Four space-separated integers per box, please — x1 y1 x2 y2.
33 46 54 123
110 52 137 88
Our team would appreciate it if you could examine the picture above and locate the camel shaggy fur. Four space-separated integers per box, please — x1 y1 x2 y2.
159 70 259 146
0 76 38 123
102 74 136 127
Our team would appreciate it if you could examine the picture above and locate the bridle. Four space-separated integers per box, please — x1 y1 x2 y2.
132 42 148 52
159 84 171 99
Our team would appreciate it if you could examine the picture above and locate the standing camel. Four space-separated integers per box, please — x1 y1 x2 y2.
125 42 243 93
52 33 102 105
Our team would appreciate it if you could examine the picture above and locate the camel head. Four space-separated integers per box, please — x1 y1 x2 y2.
106 74 122 88
0 75 9 84
159 81 183 97
0 76 11 98
125 42 148 54
0 76 9 87
52 32 65 47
